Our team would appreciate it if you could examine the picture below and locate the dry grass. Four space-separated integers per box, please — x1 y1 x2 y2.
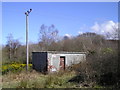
2 70 76 88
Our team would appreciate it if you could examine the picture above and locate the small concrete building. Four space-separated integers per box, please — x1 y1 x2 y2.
32 51 86 72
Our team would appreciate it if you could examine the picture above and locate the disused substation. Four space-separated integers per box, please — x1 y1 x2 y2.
32 51 86 72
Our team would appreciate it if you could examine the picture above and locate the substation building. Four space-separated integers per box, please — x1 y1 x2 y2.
32 51 86 72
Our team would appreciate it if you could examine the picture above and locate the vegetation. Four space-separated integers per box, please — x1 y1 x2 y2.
2 70 76 88
2 62 32 75
2 24 120 88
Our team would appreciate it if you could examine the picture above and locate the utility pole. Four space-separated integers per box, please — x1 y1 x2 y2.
25 9 32 71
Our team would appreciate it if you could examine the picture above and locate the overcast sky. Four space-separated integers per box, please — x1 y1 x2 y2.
2 2 118 45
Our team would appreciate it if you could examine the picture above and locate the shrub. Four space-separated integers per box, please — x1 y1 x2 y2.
69 46 118 87
2 62 32 75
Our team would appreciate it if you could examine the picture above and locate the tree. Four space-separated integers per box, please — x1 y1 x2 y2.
38 24 59 51
5 34 21 60
105 25 119 40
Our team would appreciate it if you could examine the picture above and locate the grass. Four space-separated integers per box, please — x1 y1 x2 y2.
2 70 78 88
1 62 107 88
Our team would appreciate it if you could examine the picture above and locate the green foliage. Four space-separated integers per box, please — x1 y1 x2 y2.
101 48 113 54
2 62 32 74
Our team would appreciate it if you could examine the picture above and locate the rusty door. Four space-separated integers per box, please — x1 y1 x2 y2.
60 56 65 70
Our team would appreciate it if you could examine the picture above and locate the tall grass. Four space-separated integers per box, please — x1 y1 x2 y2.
2 70 77 88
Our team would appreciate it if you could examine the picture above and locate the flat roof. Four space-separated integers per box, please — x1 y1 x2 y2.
32 51 86 54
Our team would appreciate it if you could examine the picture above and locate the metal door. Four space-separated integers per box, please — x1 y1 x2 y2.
60 56 65 70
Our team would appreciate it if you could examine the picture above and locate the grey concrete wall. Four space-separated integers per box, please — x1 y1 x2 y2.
48 53 60 72
48 53 86 72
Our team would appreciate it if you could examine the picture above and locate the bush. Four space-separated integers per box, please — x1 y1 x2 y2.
99 72 117 86
2 62 32 75
68 47 118 87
